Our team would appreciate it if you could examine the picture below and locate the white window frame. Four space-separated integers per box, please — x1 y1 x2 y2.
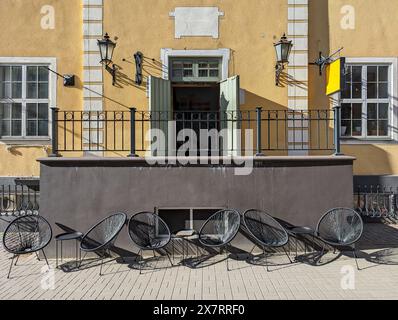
160 48 230 81
0 57 56 143
338 57 398 143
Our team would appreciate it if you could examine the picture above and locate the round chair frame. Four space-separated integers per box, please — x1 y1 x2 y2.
316 207 364 247
242 209 289 249
3 215 52 279
127 211 172 251
198 209 241 249
127 212 173 274
80 212 127 253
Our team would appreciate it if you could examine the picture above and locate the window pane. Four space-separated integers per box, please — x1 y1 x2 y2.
172 69 182 78
1 103 11 119
352 103 362 119
341 104 351 119
352 66 362 82
379 66 389 82
27 103 37 119
38 67 48 81
367 66 377 82
1 83 11 98
352 83 362 98
26 120 37 136
367 103 377 119
198 70 208 77
367 120 378 136
378 83 388 98
341 120 352 136
209 70 219 77
379 120 388 136
38 83 48 99
341 83 351 99
27 83 38 98
38 104 48 119
352 120 362 136
12 103 22 119
172 62 183 68
379 103 389 119
183 70 193 77
11 120 22 136
0 66 11 81
27 66 37 81
12 82 22 99
11 66 22 82
38 120 48 136
345 66 352 82
367 83 377 99
1 120 10 136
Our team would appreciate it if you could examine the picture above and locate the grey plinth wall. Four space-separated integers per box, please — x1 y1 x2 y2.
38 156 355 258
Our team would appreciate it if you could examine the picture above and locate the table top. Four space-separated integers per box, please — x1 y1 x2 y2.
172 229 198 239
290 227 315 235
55 232 83 241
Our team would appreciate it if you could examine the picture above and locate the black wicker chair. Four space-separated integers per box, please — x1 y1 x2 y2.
198 209 241 271
3 215 52 279
316 208 364 270
128 212 173 274
242 209 292 271
80 212 127 275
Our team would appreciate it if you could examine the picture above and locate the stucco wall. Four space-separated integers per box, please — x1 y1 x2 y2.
0 0 397 177
0 0 82 176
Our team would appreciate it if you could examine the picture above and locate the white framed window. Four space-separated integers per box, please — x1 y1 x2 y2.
0 57 56 141
170 58 222 82
160 48 230 81
340 58 397 141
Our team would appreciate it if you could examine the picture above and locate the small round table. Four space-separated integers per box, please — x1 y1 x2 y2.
55 232 83 268
290 227 316 260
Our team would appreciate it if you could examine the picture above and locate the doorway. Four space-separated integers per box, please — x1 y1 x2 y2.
173 84 220 153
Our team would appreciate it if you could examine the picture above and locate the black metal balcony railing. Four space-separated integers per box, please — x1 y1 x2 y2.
50 107 341 156
354 185 398 220
0 185 40 216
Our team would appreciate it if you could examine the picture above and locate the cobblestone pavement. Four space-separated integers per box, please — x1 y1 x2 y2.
0 223 398 300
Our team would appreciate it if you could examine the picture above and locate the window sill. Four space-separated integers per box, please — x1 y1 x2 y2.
341 138 397 145
0 137 51 146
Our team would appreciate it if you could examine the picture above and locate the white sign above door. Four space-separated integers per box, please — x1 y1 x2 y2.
169 7 224 39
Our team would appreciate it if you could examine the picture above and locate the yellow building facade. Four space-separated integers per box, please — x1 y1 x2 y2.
0 0 397 184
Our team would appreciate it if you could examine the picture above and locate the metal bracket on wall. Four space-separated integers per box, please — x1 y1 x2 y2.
134 51 144 85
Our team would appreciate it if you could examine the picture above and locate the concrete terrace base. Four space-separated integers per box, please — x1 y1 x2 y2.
38 156 355 258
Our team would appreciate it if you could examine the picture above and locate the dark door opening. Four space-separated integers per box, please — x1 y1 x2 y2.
173 85 220 154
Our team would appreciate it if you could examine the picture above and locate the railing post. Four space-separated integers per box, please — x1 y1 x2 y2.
256 107 264 156
49 107 60 157
333 105 343 156
128 107 139 157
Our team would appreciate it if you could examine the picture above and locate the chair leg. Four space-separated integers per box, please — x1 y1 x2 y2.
282 246 293 264
352 245 360 271
99 256 104 276
265 253 269 272
41 250 50 268
138 249 143 275
35 251 40 261
318 243 326 264
225 246 230 272
166 252 174 268
79 251 88 268
7 255 15 279
14 255 20 266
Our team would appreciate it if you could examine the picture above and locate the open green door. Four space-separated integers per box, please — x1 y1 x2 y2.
220 75 240 156
149 75 172 156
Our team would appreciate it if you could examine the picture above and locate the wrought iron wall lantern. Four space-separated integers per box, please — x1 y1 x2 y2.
98 33 117 86
274 34 293 86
